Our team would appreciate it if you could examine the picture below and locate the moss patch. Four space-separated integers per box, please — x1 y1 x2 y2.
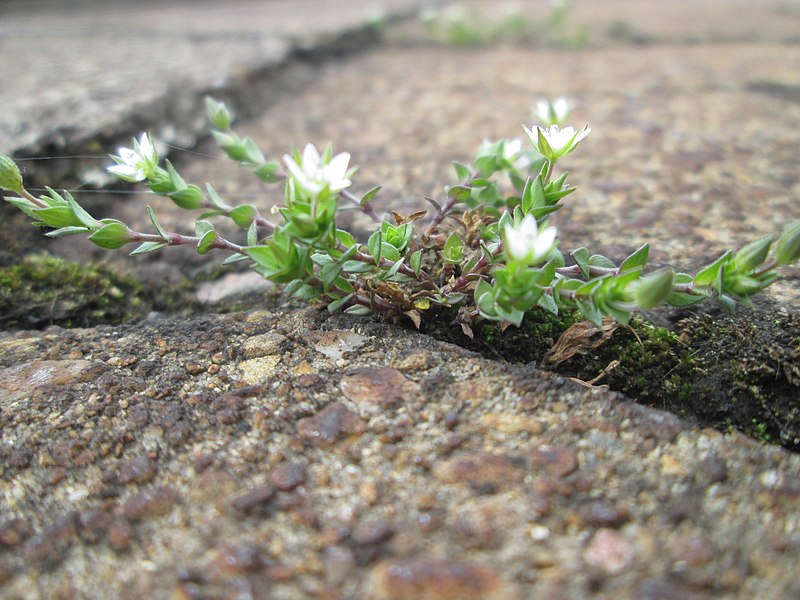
0 254 148 329
427 300 800 451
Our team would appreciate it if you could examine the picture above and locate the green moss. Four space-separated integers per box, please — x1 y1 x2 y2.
429 299 800 451
0 254 147 329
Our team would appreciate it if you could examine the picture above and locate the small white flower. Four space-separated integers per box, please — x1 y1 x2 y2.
478 138 531 171
523 124 590 161
107 133 159 182
501 139 532 171
504 214 557 265
532 97 573 126
282 143 352 199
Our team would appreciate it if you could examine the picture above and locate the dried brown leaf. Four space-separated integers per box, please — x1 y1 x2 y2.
542 317 619 367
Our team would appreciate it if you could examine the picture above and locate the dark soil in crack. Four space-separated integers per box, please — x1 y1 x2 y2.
422 297 800 451
2 243 798 451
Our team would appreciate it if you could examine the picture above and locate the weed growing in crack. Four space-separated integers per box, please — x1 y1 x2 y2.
2 97 799 337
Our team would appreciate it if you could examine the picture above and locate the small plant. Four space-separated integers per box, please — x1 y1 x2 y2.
419 1 588 48
2 97 798 337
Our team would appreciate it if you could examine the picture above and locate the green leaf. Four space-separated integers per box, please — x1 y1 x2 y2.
341 260 373 273
146 206 170 241
589 254 617 269
666 273 706 307
537 293 559 315
33 206 82 228
409 250 423 275
470 178 492 188
537 127 554 159
475 279 493 303
197 229 219 255
165 161 187 191
230 204 257 228
360 186 382 205
168 185 205 210
668 291 706 307
495 304 524 327
344 304 371 316
195 220 214 237
380 242 401 262
199 210 226 221
336 228 357 248
443 232 463 263
289 282 321 301
88 220 130 249
473 155 496 178
367 230 382 264
312 253 335 266
44 226 90 238
206 184 228 210
635 268 674 308
693 250 731 294
530 176 547 211
65 193 101 228
576 298 603 327
247 221 259 246
130 241 167 255
42 187 68 206
212 131 248 162
254 161 281 183
717 294 737 313
570 247 590 278
320 262 342 290
4 196 40 219
453 162 471 181
498 210 513 233
446 184 472 202
601 301 632 326
619 243 649 273
385 257 405 279
336 244 359 263
243 138 266 164
731 235 774 273
222 253 249 265
327 294 354 313
775 220 800 266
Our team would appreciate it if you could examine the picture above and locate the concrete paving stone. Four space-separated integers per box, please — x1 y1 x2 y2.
0 0 422 174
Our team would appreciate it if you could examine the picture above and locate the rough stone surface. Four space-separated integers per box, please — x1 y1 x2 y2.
1 0 800 598
0 0 421 185
0 308 798 598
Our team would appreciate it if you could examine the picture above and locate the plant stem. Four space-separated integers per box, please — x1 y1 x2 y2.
21 187 49 208
128 230 244 253
555 264 618 278
341 189 381 223
424 171 479 237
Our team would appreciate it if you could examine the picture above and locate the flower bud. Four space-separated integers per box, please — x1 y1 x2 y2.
0 153 23 193
168 185 205 210
205 97 232 130
635 268 674 309
726 273 766 297
732 235 773 272
775 221 800 266
88 221 131 250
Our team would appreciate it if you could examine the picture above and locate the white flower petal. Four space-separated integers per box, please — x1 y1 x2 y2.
326 152 351 180
302 144 321 172
504 215 557 265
